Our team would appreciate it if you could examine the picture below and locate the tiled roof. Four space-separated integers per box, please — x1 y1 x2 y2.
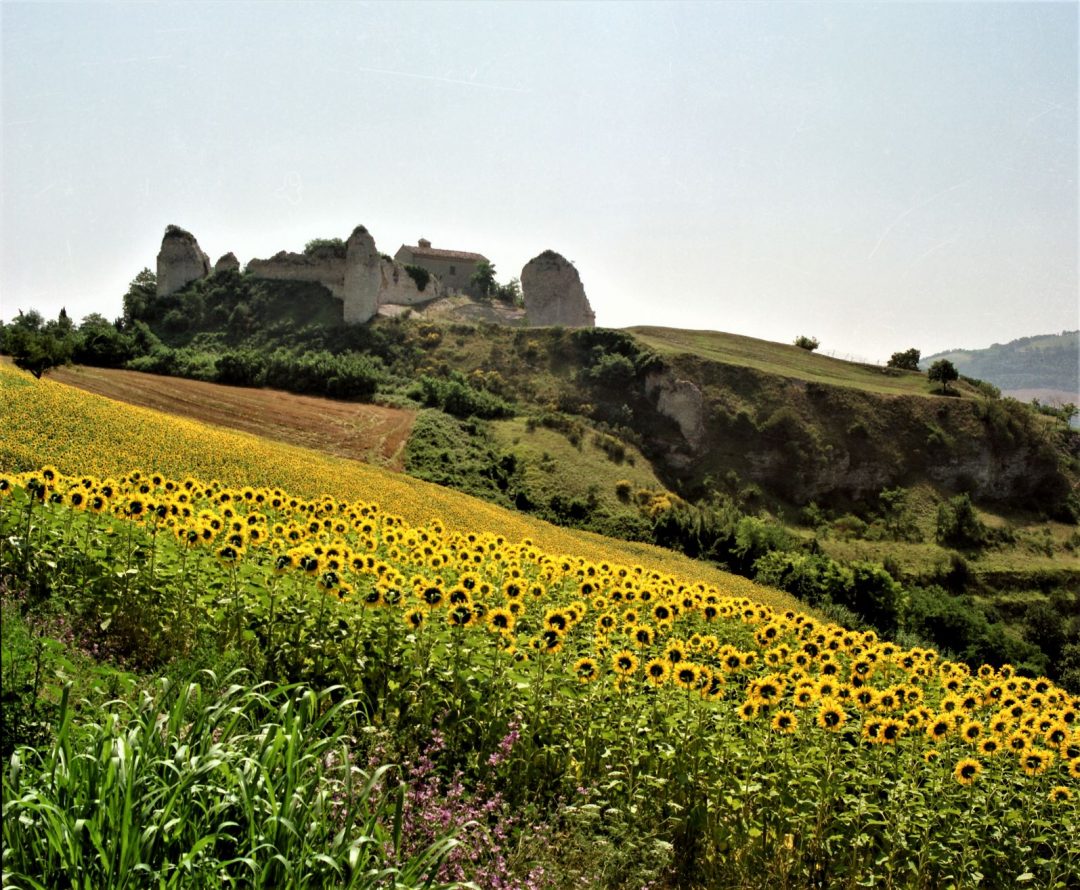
399 244 488 263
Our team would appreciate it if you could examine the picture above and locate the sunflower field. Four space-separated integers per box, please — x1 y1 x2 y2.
2 462 1077 888
2 365 1079 887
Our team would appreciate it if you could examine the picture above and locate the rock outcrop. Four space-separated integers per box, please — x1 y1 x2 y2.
157 226 211 296
520 251 595 328
645 371 707 451
213 253 240 274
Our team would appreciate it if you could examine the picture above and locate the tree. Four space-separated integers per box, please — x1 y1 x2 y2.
793 335 819 352
2 309 74 379
927 358 959 393
122 268 157 327
469 260 497 301
495 277 522 307
887 348 920 371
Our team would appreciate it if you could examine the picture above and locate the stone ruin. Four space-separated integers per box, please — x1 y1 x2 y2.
156 226 211 297
156 225 439 324
156 225 595 328
521 250 595 328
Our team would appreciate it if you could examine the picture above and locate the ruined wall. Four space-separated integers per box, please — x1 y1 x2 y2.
245 247 346 299
379 258 438 306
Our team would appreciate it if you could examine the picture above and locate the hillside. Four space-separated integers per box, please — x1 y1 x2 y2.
3 362 1079 889
925 330 1080 402
0 362 796 611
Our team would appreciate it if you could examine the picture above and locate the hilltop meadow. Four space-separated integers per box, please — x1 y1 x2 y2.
2 360 1079 889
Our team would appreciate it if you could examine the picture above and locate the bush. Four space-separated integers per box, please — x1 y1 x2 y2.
793 335 819 351
403 264 431 292
303 237 346 256
886 348 920 371
411 372 513 419
935 494 987 549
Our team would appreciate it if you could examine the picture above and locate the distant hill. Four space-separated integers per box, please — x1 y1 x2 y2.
924 331 1079 403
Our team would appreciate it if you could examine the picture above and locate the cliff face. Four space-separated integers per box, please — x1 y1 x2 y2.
638 356 1078 511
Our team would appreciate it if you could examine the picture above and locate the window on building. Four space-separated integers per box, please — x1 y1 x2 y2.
449 265 456 275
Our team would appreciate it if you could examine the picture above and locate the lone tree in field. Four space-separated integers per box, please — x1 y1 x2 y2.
927 358 959 394
793 335 819 352
887 348 921 371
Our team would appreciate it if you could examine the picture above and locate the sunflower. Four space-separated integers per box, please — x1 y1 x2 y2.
673 664 700 691
645 658 670 687
404 608 425 630
574 657 599 683
486 607 515 635
1049 786 1072 803
739 700 759 721
880 719 903 745
449 605 476 628
961 720 984 745
771 711 798 735
926 718 951 742
632 624 655 648
214 542 243 561
612 650 638 676
954 758 981 786
1020 748 1054 776
923 749 940 764
817 700 846 732
1006 731 1030 754
978 737 1001 757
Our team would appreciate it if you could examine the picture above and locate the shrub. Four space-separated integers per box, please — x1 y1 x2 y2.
404 264 431 292
886 348 920 371
303 237 346 257
410 372 513 419
793 335 819 351
935 494 987 549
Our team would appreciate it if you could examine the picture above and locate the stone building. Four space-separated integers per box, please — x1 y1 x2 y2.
394 238 489 297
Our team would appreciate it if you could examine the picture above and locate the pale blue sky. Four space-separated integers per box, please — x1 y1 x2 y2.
2 1 1076 362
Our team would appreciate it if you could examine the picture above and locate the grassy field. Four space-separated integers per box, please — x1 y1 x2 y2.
491 416 672 519
629 326 983 397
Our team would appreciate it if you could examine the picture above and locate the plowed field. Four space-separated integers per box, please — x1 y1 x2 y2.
44 363 415 470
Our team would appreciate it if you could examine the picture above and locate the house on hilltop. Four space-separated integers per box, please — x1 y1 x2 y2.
394 238 489 298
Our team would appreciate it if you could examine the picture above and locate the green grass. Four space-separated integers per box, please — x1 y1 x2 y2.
491 417 669 536
629 326 981 397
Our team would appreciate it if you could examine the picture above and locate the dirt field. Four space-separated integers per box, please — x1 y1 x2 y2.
44 364 416 471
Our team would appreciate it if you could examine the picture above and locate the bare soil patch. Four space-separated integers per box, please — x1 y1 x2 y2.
46 364 416 470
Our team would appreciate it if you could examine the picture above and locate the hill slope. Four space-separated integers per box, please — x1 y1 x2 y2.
925 330 1080 400
0 362 797 612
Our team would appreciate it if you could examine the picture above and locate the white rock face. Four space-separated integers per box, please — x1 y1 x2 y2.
520 250 595 327
645 371 707 451
156 226 211 296
213 253 240 274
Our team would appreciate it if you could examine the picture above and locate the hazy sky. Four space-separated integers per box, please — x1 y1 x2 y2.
2 1 1076 362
